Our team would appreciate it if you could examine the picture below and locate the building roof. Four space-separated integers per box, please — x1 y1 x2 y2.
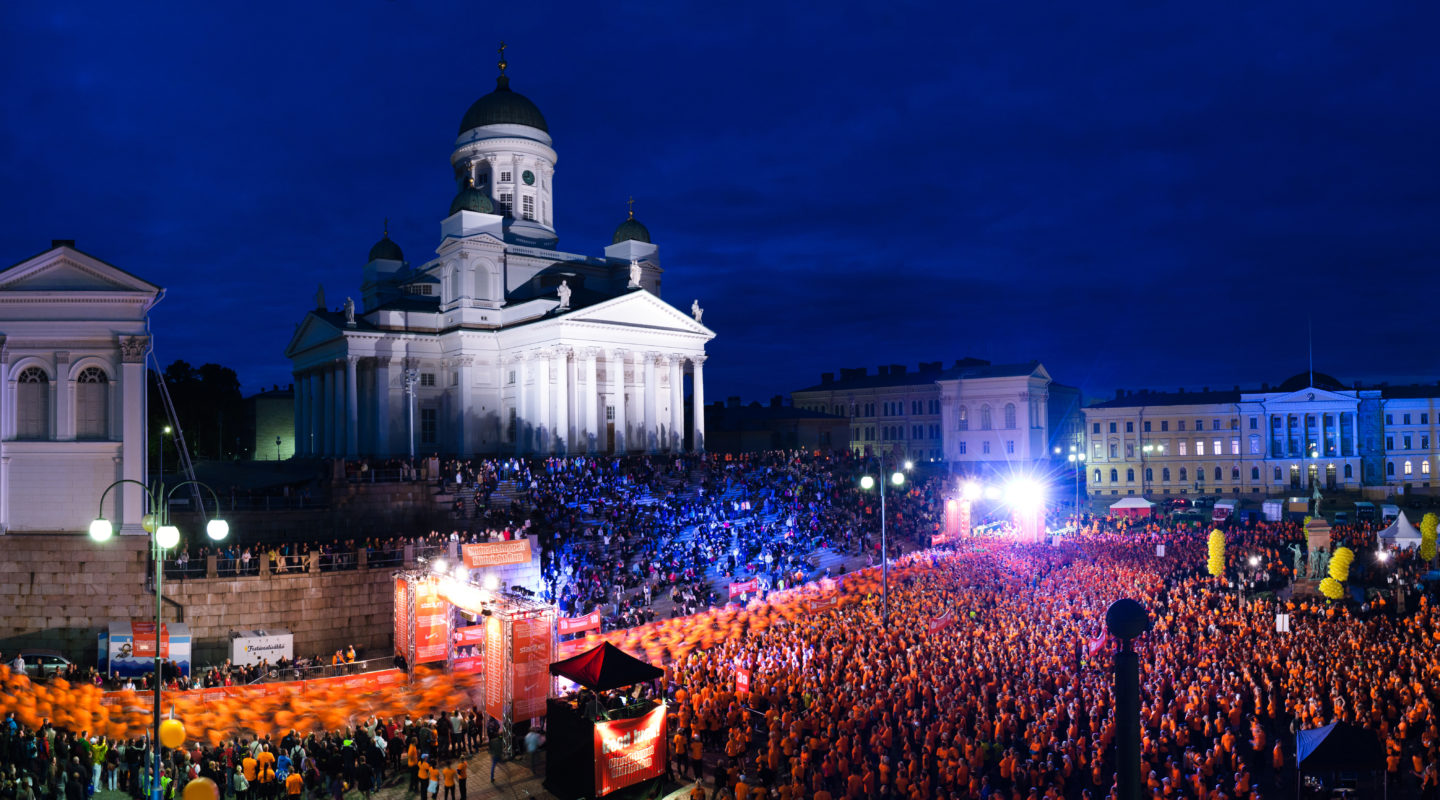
706 401 847 431
449 183 495 215
793 359 1041 393
1090 372 1440 409
368 233 403 263
1088 389 1244 409
459 76 548 134
612 216 651 244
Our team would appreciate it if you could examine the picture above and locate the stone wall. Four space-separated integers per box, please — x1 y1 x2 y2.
0 533 397 668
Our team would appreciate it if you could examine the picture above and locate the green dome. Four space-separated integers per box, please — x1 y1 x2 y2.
450 184 495 215
368 234 403 262
459 76 548 134
612 217 651 245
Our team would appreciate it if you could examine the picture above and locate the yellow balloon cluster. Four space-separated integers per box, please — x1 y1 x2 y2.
1328 547 1355 582
1207 529 1225 577
1319 577 1345 600
1421 513 1438 562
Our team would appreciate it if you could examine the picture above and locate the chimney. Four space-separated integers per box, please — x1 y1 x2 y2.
821 372 834 385
727 396 740 409
877 366 889 376
51 239 75 249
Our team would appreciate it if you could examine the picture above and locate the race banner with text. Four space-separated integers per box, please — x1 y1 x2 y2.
131 621 170 658
394 579 411 660
806 595 839 613
413 579 449 664
484 616 505 723
594 704 667 796
455 625 486 645
928 608 954 634
728 578 760 599
511 616 551 719
735 668 751 695
558 611 602 636
461 540 532 569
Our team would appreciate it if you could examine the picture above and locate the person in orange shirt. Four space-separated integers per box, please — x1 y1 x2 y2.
441 763 457 800
242 754 258 786
407 743 420 793
456 761 467 800
284 770 304 798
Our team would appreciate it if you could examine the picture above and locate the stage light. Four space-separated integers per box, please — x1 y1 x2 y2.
962 482 981 502
1377 550 1390 562
903 460 913 471
454 564 469 582
983 486 1002 501
484 574 499 591
1004 478 1044 510
1247 555 1260 567
432 558 447 575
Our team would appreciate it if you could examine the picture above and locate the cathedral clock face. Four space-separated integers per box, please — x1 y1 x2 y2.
522 170 535 186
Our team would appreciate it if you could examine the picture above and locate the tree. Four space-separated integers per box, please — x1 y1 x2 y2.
148 360 246 463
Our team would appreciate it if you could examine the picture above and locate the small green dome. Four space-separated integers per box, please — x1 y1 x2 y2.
459 76 549 134
612 217 651 245
450 184 495 215
368 234 403 262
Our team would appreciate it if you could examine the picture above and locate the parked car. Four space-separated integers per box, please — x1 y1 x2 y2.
17 649 72 679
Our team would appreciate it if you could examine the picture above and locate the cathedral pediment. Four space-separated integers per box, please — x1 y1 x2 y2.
284 313 345 359
0 247 160 295
1262 386 1358 405
560 290 713 336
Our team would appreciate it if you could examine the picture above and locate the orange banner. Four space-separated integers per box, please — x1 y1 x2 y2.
461 540 532 569
394 579 410 660
558 612 601 636
455 625 486 645
511 617 550 720
484 616 505 723
413 579 449 664
131 620 170 658
594 705 666 796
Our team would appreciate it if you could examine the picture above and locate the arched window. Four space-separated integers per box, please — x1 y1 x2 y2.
980 405 992 430
75 367 109 440
1214 466 1222 482
1231 467 1240 480
1093 469 1102 483
1179 467 1188 482
1404 460 1413 475
1274 466 1283 481
17 366 50 440
957 406 969 431
1126 468 1135 482
1343 464 1352 479
1386 462 1395 476
1109 468 1119 483
1424 460 1432 475
1004 403 1017 430
1162 467 1171 482
1250 467 1260 480
1144 468 1153 482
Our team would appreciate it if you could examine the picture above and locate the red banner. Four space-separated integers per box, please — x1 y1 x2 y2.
484 616 505 723
928 608 954 634
735 668 751 696
558 611 602 636
806 596 839 614
394 579 410 660
728 578 760 599
455 625 486 646
594 705 667 796
131 620 170 659
452 656 484 675
414 579 449 664
461 540 532 569
511 617 551 720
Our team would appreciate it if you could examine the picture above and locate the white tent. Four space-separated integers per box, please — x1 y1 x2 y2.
1378 511 1423 550
1109 497 1155 510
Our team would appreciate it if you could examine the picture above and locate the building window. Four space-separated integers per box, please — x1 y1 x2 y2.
1387 461 1396 476
929 399 939 414
1213 439 1222 455
500 171 512 182
498 193 513 213
451 372 459 387
1178 441 1187 456
1126 468 1135 482
1006 440 1015 454
1215 467 1223 481
1404 435 1413 450
1092 422 1100 434
1249 435 1261 455
981 405 992 430
521 195 535 220
507 370 516 385
982 441 991 455
912 400 921 414
1179 468 1188 482
1093 469 1102 483
1274 467 1282 481
1109 422 1116 434
1423 413 1430 424
1404 460 1413 475
1004 403 1017 429
1162 468 1170 482
1424 435 1431 449
1196 441 1205 456
75 366 110 440
420 372 436 387
1386 436 1394 450
1425 460 1432 475
1249 417 1258 429
1161 420 1169 432
1178 420 1186 431
1230 438 1239 455
17 366 49 440
1195 419 1203 431
913 425 923 439
1232 467 1240 480
606 405 615 421
1110 469 1119 483
1125 421 1134 433
1386 414 1393 425
1094 443 1103 458
1143 421 1151 433
958 442 966 454
420 408 437 444
1109 443 1118 458
1144 468 1152 482
1404 413 1412 424
507 407 516 441
958 406 969 430
1251 467 1260 480
1344 464 1352 479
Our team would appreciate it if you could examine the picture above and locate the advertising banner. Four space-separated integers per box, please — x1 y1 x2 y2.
806 596 839 614
594 705 667 796
461 540 532 569
735 668 751 695
452 656 484 674
230 630 293 667
728 578 760 599
484 616 505 723
558 611 602 636
394 579 410 660
131 620 170 658
413 579 449 664
455 625 486 646
511 617 551 720
928 608 954 634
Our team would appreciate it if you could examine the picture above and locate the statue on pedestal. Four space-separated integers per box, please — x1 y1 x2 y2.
556 280 571 310
628 259 642 289
691 299 703 323
344 297 356 326
1311 480 1324 518
1289 543 1304 577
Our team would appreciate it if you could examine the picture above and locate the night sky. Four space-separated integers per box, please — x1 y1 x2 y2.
4 2 1438 404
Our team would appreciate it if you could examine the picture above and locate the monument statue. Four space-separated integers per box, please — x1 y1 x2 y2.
344 297 356 325
315 283 325 310
628 259 642 289
691 299 703 323
556 279 571 309
1311 480 1324 517
1289 543 1303 576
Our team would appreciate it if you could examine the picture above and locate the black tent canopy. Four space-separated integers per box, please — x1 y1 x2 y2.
549 641 663 691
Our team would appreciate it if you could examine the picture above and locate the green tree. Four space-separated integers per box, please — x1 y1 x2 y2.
148 360 246 464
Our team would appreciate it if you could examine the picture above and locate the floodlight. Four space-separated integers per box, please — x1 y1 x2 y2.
454 565 470 582
891 471 905 487
962 482 981 501
1004 478 1044 511
432 558 447 575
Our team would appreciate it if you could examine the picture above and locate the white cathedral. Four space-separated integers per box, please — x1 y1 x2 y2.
285 55 714 459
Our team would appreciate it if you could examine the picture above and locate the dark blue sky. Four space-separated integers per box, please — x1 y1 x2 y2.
4 1 1438 403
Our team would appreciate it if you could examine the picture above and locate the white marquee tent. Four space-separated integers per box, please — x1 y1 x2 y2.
1378 511 1422 550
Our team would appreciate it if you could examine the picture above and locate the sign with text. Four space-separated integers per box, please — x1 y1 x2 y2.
461 540 532 569
455 625 486 646
452 655 484 674
484 616 505 723
928 608 954 634
806 595 839 614
728 578 760 599
735 668 751 696
558 611 602 636
394 579 411 660
131 620 170 658
511 617 551 720
413 579 449 664
594 705 666 796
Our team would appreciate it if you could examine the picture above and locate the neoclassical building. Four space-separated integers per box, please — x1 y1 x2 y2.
0 241 158 534
285 57 714 458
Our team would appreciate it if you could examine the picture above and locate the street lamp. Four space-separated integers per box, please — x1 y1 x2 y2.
859 453 910 628
159 425 172 480
89 478 228 800
403 368 420 460
275 435 282 461
1067 447 1087 514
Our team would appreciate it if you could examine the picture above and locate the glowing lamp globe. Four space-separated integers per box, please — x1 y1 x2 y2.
1247 555 1260 567
155 525 181 550
891 471 905 487
182 778 218 800
903 461 913 470
860 476 875 490
89 518 114 542
158 718 186 749
141 514 157 534
206 518 229 541
1105 598 1151 641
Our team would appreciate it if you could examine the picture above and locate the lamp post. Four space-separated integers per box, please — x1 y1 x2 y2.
159 425 171 480
403 368 420 460
275 435 282 461
1106 598 1151 800
89 478 229 800
860 455 911 628
1067 447 1087 515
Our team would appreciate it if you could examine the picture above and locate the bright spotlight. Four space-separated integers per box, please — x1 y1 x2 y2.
891 471 905 487
1004 478 1044 511
155 525 181 550
1377 550 1390 562
860 475 875 490
432 558 447 575
1247 555 1260 567
483 574 499 591
454 564 470 582
962 482 981 502
903 461 913 471
983 486 1002 501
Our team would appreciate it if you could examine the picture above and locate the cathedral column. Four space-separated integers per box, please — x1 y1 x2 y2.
668 355 683 453
643 353 659 454
553 349 570 455
535 351 551 454
118 336 148 533
610 350 628 454
292 373 304 457
330 361 344 457
631 351 646 453
308 371 322 457
582 349 599 453
375 357 392 456
55 352 72 441
455 356 473 457
691 355 706 453
345 356 359 459
513 355 529 456
320 366 334 456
